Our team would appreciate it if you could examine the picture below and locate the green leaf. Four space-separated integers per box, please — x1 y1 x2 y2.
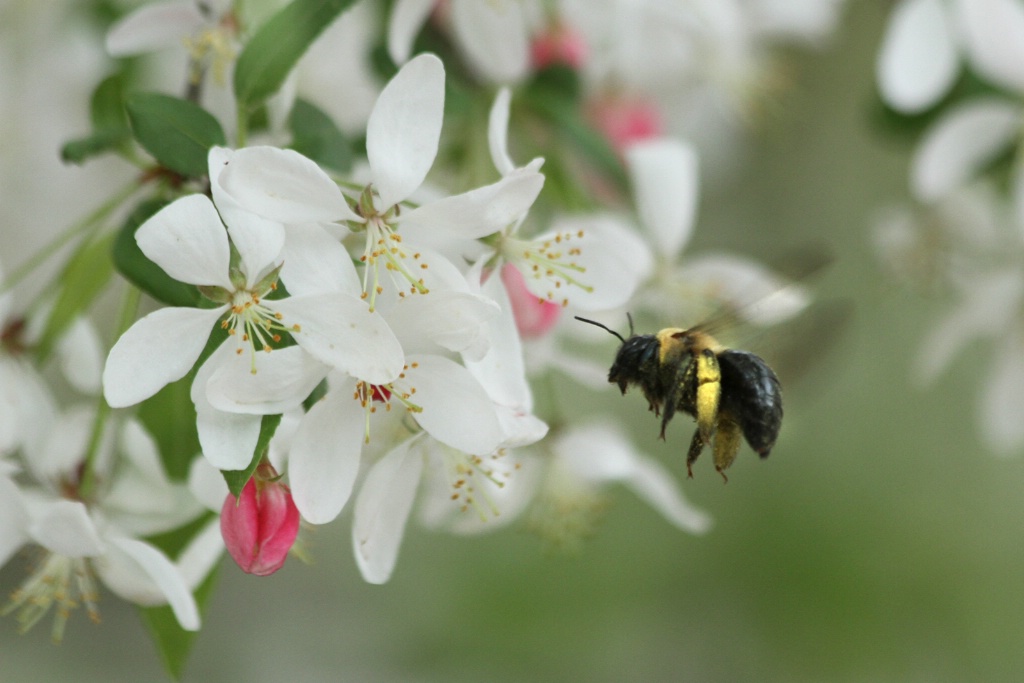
233 0 356 111
139 562 220 681
125 92 226 177
61 73 133 164
61 128 130 164
525 91 628 192
221 413 283 498
288 98 354 172
91 72 131 133
35 233 115 361
112 199 204 307
137 373 202 482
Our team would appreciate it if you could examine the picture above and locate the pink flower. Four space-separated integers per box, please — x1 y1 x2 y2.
588 96 664 154
220 464 300 576
500 263 562 338
531 23 588 70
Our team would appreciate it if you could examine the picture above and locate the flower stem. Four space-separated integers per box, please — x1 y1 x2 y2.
78 282 141 500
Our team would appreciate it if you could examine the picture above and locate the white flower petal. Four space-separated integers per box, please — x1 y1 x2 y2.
103 306 225 408
407 354 504 454
913 268 1023 384
188 457 229 511
367 53 445 208
136 194 233 288
956 0 1024 94
554 422 710 532
979 334 1024 454
488 87 515 175
99 536 200 630
105 1 206 56
289 383 364 524
54 316 103 394
219 146 361 223
207 147 267 253
626 137 699 259
270 294 405 384
464 268 532 410
0 474 29 566
28 500 104 557
175 518 225 589
450 0 530 84
624 456 713 533
196 407 262 471
398 166 545 240
221 209 286 289
279 223 362 296
206 345 328 414
877 0 958 113
911 98 1022 202
352 435 424 584
386 290 500 359
677 254 811 325
387 0 435 65
191 344 264 470
118 418 166 483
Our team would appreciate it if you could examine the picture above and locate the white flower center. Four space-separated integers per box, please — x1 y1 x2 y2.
503 228 592 307
441 446 517 522
221 286 297 371
3 551 100 642
526 467 606 552
356 213 431 311
352 362 423 442
182 17 238 87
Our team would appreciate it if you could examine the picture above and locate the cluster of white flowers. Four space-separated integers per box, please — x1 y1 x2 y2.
874 0 1024 453
0 0 844 657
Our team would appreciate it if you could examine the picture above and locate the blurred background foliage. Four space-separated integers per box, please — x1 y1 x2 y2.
4 2 1024 682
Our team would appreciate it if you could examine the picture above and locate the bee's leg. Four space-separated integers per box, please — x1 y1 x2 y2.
694 348 721 445
686 428 705 478
661 355 696 439
712 415 742 483
659 374 682 440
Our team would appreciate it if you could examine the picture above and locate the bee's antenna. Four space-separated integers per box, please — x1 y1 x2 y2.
574 316 626 343
626 312 634 337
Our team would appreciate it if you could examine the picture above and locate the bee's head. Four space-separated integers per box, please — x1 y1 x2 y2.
574 315 658 393
608 333 660 392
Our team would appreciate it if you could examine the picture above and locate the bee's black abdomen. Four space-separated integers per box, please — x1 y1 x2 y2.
717 350 782 458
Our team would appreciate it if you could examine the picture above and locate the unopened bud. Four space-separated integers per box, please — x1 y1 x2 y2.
220 465 299 576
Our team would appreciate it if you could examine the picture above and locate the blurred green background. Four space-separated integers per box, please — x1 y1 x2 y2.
5 3 1024 682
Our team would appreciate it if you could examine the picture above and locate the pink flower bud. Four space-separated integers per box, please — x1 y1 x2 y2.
221 466 300 576
501 263 562 338
588 96 664 154
531 23 588 70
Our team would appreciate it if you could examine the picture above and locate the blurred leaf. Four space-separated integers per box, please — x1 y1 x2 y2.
233 0 356 111
91 72 130 133
113 199 204 307
35 233 115 361
221 414 283 498
125 93 226 177
522 88 627 192
139 562 220 681
61 129 130 164
61 73 132 163
138 372 202 482
530 64 583 102
288 98 354 172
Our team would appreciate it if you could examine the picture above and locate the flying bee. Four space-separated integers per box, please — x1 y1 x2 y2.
574 315 783 481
